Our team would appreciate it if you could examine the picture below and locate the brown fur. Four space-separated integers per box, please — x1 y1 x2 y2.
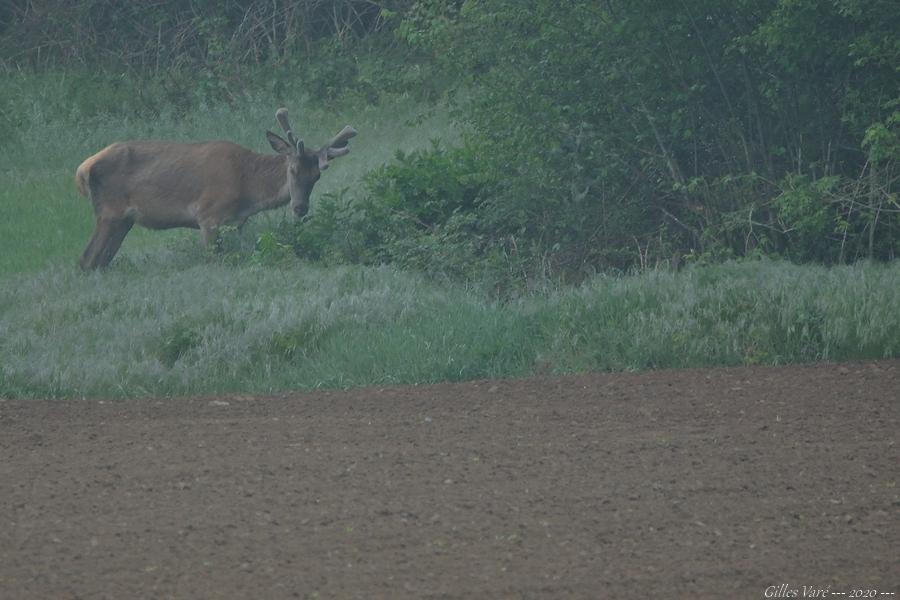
74 115 356 271
75 148 108 197
75 140 291 270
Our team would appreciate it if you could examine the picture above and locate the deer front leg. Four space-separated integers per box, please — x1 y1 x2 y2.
200 221 219 249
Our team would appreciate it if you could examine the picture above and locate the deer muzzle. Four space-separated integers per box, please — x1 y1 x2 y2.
292 199 309 218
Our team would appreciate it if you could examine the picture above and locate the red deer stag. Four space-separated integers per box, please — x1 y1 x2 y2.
74 108 357 270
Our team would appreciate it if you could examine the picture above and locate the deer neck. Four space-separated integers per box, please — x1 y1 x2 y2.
247 152 291 210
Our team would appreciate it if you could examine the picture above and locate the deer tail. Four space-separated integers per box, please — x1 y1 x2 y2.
75 161 92 197
75 147 110 198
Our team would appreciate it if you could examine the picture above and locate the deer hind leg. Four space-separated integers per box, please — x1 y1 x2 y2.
79 217 112 270
79 217 134 270
95 218 134 268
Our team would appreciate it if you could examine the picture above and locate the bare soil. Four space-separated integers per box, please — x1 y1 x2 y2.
1 361 898 599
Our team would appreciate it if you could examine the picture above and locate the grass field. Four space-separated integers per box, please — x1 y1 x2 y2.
1 258 898 399
2 73 898 399
0 72 454 277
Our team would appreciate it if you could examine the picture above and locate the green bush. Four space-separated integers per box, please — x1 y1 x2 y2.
291 142 505 282
391 0 899 275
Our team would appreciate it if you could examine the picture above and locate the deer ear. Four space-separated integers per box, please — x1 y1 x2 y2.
266 131 292 155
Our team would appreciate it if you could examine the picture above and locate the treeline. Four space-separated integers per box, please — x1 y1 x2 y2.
3 0 899 281
298 0 900 282
0 0 387 70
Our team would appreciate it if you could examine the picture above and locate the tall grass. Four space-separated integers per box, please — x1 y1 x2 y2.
1 260 897 399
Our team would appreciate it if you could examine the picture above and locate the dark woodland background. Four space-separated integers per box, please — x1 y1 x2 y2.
2 0 898 281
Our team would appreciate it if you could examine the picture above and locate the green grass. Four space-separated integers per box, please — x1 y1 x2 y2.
1 259 897 399
2 71 898 399
0 70 456 277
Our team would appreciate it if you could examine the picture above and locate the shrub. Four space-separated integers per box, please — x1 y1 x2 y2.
392 0 900 273
291 142 505 282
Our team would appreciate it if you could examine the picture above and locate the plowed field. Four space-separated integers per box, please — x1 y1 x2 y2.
2 361 898 599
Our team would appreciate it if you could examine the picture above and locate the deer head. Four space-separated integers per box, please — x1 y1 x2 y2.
266 108 358 218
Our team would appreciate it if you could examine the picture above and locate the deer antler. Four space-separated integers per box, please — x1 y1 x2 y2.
326 146 351 159
316 125 358 171
275 108 304 154
323 126 358 150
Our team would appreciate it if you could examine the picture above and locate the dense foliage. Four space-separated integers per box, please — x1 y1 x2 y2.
378 0 900 276
1 0 385 69
2 0 898 282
